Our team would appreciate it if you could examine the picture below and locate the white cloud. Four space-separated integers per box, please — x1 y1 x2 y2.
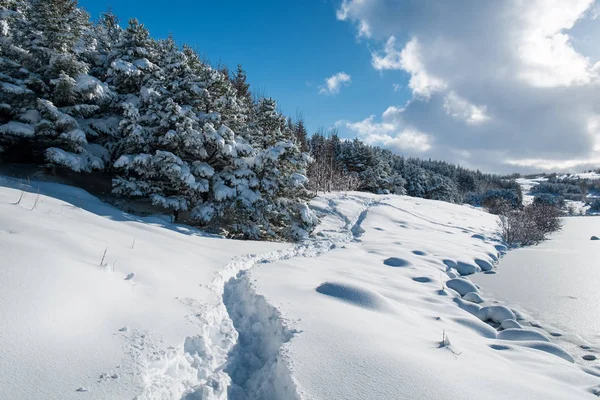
336 0 371 38
336 0 600 172
337 106 432 153
392 83 402 91
319 72 352 95
443 92 490 125
506 157 600 171
373 37 446 98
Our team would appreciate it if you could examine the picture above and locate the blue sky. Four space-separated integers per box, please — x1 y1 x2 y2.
79 0 600 173
78 0 411 138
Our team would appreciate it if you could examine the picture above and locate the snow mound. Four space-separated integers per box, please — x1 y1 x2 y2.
516 341 574 363
452 317 498 339
446 270 459 279
477 305 516 323
316 282 388 311
474 258 494 271
444 259 481 275
498 329 551 342
453 297 482 315
446 278 479 296
500 320 523 330
455 261 481 275
463 292 484 303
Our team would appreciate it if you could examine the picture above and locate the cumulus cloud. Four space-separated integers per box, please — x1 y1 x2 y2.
319 72 352 95
373 37 446 98
336 0 600 172
337 106 432 153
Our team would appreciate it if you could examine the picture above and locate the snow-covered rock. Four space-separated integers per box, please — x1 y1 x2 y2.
446 278 479 296
463 292 484 303
477 305 516 324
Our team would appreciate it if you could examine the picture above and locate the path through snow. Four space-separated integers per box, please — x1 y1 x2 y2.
137 194 379 399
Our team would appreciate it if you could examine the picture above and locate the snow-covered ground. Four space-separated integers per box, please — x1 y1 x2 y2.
472 216 600 362
1 176 599 399
558 172 600 181
517 176 590 214
516 177 547 205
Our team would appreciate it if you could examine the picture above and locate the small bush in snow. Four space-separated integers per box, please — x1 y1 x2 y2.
499 203 562 246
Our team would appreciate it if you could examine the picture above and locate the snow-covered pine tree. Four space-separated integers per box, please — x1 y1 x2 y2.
0 0 39 159
0 0 109 171
107 18 158 95
231 64 253 128
243 97 316 239
86 8 122 80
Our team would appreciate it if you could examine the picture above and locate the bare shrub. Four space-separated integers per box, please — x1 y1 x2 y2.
483 197 513 215
499 203 562 246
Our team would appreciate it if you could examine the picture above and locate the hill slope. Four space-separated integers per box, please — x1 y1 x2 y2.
0 177 598 399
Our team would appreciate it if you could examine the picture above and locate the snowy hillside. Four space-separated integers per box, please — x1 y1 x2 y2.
1 176 599 399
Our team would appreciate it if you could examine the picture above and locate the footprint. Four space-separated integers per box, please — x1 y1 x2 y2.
384 257 410 267
412 250 427 256
489 344 511 351
412 277 433 283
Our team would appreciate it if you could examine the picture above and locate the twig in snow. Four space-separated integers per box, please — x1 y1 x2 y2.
29 190 41 211
100 247 108 266
439 330 462 358
12 189 25 205
131 238 135 249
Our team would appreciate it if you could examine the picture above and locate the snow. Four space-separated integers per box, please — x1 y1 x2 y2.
244 192 598 399
110 59 141 76
498 328 551 342
558 172 600 180
74 74 113 101
133 58 155 70
1 81 32 95
446 278 479 296
477 305 517 324
45 148 104 172
0 121 34 137
214 180 237 201
472 215 600 361
0 176 288 399
19 109 41 124
1 180 599 399
463 292 484 303
59 128 87 144
0 20 8 36
501 319 523 330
